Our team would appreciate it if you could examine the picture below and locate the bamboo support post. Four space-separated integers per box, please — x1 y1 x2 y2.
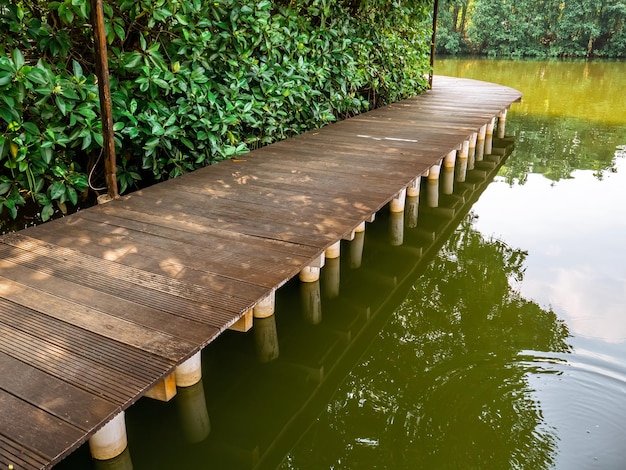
299 253 325 282
486 116 496 136
443 149 457 168
175 351 202 387
253 290 275 319
498 109 508 138
389 188 407 213
89 412 127 461
325 240 341 259
428 162 441 180
407 177 421 197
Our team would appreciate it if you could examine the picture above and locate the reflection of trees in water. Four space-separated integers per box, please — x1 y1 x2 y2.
501 115 623 184
282 214 571 470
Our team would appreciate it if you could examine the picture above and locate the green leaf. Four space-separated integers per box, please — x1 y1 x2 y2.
0 136 7 159
41 204 54 221
72 60 83 78
12 49 24 70
93 132 103 147
0 71 13 86
66 186 78 205
81 131 92 150
55 96 67 115
22 122 39 135
0 182 11 195
144 137 160 150
77 106 97 120
3 198 18 219
40 146 53 165
123 52 143 69
35 192 51 206
62 88 80 100
25 68 48 85
49 181 66 200
0 106 18 124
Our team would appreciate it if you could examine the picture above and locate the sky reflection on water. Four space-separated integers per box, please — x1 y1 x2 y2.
473 156 626 343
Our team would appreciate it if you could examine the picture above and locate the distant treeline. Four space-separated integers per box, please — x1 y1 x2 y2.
436 0 626 57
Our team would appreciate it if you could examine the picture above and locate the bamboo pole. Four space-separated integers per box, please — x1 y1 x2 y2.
91 0 118 200
429 0 440 88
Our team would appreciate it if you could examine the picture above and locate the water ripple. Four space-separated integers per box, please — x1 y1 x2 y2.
518 347 626 469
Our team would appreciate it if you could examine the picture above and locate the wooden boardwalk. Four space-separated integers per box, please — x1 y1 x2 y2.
0 76 521 469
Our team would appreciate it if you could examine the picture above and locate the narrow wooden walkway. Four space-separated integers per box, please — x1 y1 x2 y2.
0 76 521 469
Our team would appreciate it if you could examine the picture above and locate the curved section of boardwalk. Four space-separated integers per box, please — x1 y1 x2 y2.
0 76 521 469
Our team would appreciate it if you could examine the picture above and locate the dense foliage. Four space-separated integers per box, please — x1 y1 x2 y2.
436 0 626 57
0 0 433 224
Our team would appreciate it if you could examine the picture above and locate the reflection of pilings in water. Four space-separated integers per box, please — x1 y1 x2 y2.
442 150 456 195
441 166 454 195
389 212 404 246
321 256 340 299
93 447 133 470
176 380 210 444
455 156 468 183
485 135 493 156
405 195 419 228
301 280 322 324
427 162 440 208
498 109 508 139
348 231 365 269
405 178 420 229
254 316 280 363
426 179 439 208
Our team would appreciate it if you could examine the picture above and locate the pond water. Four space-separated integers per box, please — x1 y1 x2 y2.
56 59 626 469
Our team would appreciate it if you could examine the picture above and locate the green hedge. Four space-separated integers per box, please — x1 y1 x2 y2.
0 0 432 224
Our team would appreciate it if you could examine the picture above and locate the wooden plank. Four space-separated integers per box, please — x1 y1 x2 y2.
0 300 171 404
29 220 296 290
0 262 202 359
0 351 117 430
0 236 253 330
0 389 85 463
0 434 49 470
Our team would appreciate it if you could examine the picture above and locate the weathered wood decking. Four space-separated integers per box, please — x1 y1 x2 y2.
0 76 521 469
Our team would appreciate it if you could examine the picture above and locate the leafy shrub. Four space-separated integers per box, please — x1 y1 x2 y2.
0 0 432 225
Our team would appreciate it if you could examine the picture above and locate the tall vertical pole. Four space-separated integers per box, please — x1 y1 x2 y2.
429 0 440 89
91 0 118 200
